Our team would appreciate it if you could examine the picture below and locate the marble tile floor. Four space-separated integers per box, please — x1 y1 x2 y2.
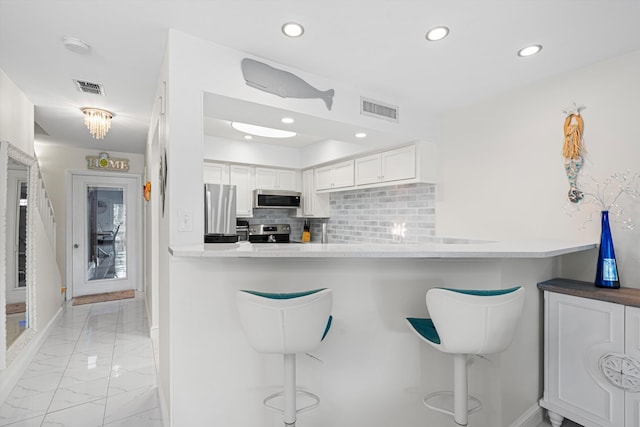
537 417 583 426
0 293 588 427
0 296 162 426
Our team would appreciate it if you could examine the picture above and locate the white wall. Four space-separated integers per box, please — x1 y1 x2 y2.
165 29 437 247
167 255 558 427
203 135 301 168
0 69 63 402
33 142 145 287
204 135 392 170
159 28 441 425
0 69 33 156
437 49 640 287
33 205 64 334
147 47 171 424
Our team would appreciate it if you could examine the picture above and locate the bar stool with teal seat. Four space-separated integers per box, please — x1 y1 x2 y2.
236 288 333 427
406 286 525 426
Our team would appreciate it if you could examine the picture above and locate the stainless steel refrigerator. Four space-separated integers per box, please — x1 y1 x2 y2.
204 183 238 243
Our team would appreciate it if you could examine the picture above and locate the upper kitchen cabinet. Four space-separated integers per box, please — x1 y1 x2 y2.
254 167 300 191
203 162 229 184
230 165 254 217
315 160 355 191
315 141 436 192
300 169 329 217
355 145 415 186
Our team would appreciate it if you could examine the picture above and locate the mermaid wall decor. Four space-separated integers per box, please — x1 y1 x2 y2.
562 103 586 203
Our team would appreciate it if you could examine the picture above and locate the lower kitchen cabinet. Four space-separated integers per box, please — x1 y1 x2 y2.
538 278 640 427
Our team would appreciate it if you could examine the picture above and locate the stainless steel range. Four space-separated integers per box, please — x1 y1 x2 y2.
248 223 291 243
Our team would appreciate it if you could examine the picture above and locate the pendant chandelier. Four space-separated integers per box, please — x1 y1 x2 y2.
81 108 113 139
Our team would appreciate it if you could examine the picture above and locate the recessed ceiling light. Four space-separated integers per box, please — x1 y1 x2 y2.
244 135 253 140
355 132 367 138
231 122 296 138
281 117 295 124
518 44 542 57
282 22 304 38
425 26 449 42
63 36 90 54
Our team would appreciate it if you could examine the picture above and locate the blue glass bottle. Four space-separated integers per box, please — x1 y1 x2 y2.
595 211 620 288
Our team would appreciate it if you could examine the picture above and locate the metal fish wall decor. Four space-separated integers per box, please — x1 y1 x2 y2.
241 58 335 110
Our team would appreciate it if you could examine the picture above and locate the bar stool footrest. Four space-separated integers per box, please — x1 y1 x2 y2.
423 391 482 418
264 390 320 416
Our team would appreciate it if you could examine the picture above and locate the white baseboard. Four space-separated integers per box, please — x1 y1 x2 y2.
510 403 545 427
0 306 63 406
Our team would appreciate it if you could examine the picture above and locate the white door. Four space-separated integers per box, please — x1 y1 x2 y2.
71 174 140 297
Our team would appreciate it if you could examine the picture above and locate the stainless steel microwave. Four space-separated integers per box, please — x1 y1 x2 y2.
253 189 301 209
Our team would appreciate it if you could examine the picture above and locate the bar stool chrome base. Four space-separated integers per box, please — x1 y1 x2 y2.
236 289 333 427
406 287 525 426
423 391 481 425
264 390 320 416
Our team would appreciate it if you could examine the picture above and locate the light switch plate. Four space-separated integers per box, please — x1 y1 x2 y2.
178 210 193 232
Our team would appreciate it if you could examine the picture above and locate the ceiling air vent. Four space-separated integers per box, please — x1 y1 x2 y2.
73 79 105 96
360 97 399 123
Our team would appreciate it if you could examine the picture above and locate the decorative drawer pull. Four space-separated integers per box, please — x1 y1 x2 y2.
599 353 640 391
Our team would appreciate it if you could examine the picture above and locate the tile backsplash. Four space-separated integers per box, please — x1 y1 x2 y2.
249 183 436 243
327 183 436 243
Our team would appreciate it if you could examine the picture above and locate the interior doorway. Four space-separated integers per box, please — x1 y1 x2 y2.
69 173 140 298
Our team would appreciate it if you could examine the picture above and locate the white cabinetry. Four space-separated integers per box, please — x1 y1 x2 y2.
315 142 435 193
315 160 354 191
203 162 229 184
539 279 640 427
300 169 329 217
254 167 299 191
355 145 416 185
230 165 254 217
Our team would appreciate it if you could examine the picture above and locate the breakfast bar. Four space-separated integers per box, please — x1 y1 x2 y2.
164 240 595 427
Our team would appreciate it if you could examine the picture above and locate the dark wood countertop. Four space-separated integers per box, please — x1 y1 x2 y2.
538 277 640 307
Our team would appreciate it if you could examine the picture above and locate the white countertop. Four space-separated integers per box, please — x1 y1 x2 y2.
168 239 596 259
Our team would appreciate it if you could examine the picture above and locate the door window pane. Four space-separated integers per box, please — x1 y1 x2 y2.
86 186 127 281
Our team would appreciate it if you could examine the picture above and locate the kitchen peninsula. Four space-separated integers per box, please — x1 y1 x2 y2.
165 240 595 427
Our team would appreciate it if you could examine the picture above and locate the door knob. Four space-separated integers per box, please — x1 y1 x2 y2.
73 243 79 248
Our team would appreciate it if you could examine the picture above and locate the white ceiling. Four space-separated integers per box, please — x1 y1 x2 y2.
1 0 639 154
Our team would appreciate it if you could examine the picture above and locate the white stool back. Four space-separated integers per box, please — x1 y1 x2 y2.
407 286 525 426
237 288 333 426
237 289 333 355
426 287 525 355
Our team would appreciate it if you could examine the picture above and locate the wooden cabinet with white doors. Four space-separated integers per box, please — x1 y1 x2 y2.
254 167 300 191
203 162 229 184
355 145 416 186
229 165 254 217
299 169 329 217
315 160 354 191
538 278 640 427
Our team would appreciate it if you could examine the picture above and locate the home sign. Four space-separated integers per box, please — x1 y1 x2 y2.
86 152 129 172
